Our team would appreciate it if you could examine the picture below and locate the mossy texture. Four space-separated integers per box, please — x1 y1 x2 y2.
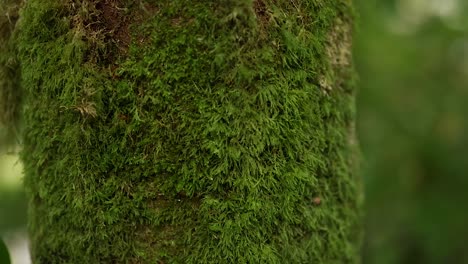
14 0 361 263
0 0 22 142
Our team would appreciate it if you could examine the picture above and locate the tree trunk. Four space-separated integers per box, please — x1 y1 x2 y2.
3 0 362 262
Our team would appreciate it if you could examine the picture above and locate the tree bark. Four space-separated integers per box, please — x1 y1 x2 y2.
3 0 362 262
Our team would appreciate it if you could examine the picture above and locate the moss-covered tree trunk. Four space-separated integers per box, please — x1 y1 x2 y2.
2 0 362 263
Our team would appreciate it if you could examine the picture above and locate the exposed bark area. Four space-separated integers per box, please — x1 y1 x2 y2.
321 17 354 92
253 0 269 24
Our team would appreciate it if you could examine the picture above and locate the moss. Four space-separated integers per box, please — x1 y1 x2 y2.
0 0 22 142
15 0 361 263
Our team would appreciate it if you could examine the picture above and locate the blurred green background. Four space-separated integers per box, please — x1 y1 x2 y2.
1 0 468 263
356 0 468 263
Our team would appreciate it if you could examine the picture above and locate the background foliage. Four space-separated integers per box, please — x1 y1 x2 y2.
355 0 468 263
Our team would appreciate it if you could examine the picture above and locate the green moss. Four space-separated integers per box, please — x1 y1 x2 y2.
0 0 22 142
16 0 361 263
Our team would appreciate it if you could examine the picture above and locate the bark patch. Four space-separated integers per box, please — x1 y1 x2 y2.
95 0 131 51
326 18 352 68
253 0 270 25
320 18 353 92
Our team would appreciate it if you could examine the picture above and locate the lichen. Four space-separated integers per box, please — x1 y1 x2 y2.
13 0 362 263
320 17 355 93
